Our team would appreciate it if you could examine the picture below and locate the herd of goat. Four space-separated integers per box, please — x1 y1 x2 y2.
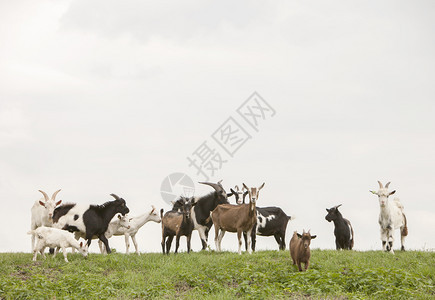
28 180 408 271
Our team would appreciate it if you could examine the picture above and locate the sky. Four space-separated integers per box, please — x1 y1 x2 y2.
1 0 434 254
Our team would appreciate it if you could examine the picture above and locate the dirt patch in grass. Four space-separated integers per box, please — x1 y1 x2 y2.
174 281 193 297
10 263 62 282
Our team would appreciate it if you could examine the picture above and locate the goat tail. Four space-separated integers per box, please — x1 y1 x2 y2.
401 214 408 237
345 219 354 250
349 223 355 250
160 208 164 219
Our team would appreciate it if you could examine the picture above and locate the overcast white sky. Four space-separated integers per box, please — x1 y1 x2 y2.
1 0 434 254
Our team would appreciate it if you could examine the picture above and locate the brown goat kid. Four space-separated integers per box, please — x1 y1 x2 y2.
212 183 264 254
289 230 316 271
160 198 195 254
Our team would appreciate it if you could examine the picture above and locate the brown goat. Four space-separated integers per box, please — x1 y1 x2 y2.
289 230 316 271
212 183 264 254
160 198 195 254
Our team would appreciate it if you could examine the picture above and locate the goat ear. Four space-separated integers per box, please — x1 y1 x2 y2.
56 200 62 206
39 201 45 207
80 242 83 247
326 208 330 212
370 190 377 195
258 182 265 190
311 235 317 239
389 190 396 196
297 233 302 238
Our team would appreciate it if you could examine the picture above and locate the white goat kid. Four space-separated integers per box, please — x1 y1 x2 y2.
97 214 131 254
30 190 62 252
28 226 88 262
100 206 161 255
370 181 408 254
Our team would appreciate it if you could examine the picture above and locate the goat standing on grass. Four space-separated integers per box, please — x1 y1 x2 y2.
52 193 130 254
370 181 408 253
190 181 229 250
28 226 88 262
96 214 131 254
212 183 264 255
100 206 161 254
228 185 292 251
30 189 62 252
325 204 354 250
289 230 316 271
161 197 195 254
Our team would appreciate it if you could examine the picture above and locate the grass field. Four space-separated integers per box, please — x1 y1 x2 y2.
0 249 434 299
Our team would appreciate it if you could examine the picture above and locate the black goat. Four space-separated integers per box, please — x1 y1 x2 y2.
325 204 354 250
191 181 229 249
52 194 130 254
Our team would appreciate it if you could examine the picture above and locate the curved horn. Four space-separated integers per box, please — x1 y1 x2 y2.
110 193 121 200
258 182 265 190
51 189 61 201
377 181 383 189
336 204 342 209
385 182 391 189
199 182 224 193
38 190 49 202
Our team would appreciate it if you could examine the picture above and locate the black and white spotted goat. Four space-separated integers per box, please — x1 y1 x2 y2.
325 204 354 250
228 184 293 251
52 193 130 254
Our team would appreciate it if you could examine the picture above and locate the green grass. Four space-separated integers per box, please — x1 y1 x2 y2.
0 250 434 299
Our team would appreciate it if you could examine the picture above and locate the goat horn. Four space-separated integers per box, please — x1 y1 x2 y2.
199 182 224 193
385 182 391 188
51 189 61 201
38 190 49 202
110 193 120 200
377 181 383 189
234 185 239 191
336 204 342 209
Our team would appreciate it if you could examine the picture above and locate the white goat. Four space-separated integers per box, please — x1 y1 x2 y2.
30 189 62 252
28 226 88 262
99 206 161 255
370 181 408 254
97 214 131 254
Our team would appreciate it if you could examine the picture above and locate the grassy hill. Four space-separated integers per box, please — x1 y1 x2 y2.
0 249 434 299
